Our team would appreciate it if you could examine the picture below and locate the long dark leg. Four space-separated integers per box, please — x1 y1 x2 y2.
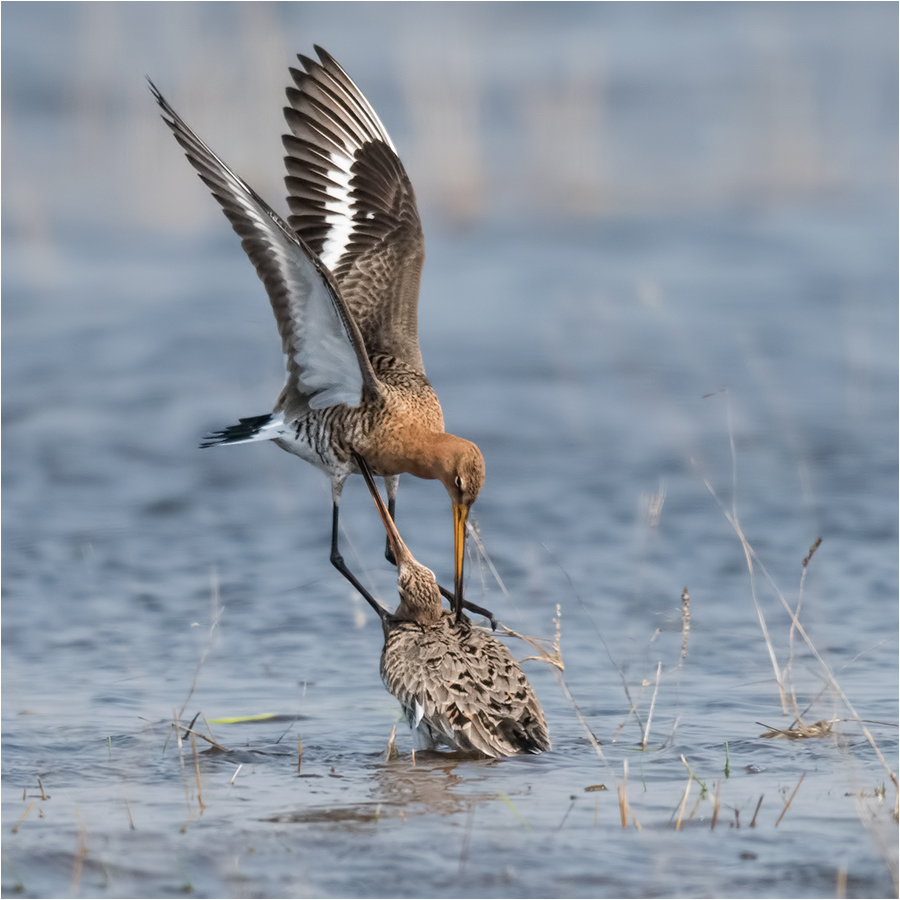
383 476 399 565
352 454 496 630
329 493 387 621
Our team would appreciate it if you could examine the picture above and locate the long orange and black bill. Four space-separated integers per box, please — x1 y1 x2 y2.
452 502 469 620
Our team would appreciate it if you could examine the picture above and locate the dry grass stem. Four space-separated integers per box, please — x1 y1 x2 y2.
174 721 228 752
70 823 88 896
541 542 644 734
617 766 628 829
675 772 692 831
502 604 564 671
750 794 764 827
173 708 191 812
180 808 198 834
614 761 642 829
641 661 662 750
687 792 704 822
179 567 223 719
296 737 303 773
660 714 681 751
680 587 691 660
191 734 205 813
385 725 398 762
675 754 693 830
836 866 847 899
200 714 220 748
553 670 606 763
466 519 508 596
124 799 134 830
12 803 35 834
36 776 48 800
230 764 243 785
630 806 642 830
774 771 805 827
711 779 721 830
784 539 822 721
698 468 788 712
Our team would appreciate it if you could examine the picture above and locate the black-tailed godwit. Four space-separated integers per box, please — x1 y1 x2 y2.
357 453 550 758
150 48 486 620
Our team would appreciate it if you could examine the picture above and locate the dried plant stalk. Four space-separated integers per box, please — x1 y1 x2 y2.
680 587 691 659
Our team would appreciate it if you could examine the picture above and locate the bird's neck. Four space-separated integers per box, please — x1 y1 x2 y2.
389 432 462 484
394 563 444 626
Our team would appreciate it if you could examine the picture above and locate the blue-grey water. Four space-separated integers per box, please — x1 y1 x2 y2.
2 4 898 898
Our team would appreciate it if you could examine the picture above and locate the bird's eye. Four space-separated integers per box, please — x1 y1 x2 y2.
455 475 463 490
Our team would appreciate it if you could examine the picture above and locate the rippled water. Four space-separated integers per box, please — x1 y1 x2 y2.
4 203 897 897
3 5 898 898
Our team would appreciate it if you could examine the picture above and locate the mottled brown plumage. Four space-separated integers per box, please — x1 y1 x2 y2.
149 48 485 618
359 457 550 758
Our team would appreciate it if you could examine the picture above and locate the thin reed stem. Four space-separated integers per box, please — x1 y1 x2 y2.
774 771 805 827
641 662 662 750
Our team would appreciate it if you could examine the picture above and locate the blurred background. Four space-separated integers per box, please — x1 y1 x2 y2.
3 2 896 239
2 5 897 896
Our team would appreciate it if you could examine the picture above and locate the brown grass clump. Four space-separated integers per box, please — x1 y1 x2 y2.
759 719 836 741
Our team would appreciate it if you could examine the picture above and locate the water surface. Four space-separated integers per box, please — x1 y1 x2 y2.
3 4 897 898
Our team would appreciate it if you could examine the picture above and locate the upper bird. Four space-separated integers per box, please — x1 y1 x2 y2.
356 453 550 758
150 47 485 618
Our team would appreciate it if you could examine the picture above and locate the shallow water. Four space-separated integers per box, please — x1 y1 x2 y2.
3 4 898 899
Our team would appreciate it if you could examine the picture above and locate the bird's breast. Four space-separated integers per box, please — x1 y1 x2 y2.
354 375 445 477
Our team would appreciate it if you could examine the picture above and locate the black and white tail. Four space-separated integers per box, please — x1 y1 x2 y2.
200 412 286 448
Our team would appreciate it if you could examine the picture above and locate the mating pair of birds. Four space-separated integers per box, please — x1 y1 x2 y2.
152 47 549 757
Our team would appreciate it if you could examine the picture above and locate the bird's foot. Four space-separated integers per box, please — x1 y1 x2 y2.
438 584 497 630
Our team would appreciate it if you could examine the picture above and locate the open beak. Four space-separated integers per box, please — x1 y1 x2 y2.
453 502 470 618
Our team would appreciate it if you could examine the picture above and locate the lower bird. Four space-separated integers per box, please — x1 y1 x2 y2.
356 453 550 758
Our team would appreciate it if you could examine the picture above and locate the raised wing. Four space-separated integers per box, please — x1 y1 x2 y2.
283 47 426 374
149 80 380 415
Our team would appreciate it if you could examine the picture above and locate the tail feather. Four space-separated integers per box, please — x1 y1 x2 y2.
200 412 284 448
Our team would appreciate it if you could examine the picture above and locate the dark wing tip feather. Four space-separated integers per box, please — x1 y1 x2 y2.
150 78 381 411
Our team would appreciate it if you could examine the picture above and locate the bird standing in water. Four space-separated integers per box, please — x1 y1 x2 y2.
357 454 550 758
150 48 486 619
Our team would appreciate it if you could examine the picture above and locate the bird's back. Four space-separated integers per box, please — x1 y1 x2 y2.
380 612 550 758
